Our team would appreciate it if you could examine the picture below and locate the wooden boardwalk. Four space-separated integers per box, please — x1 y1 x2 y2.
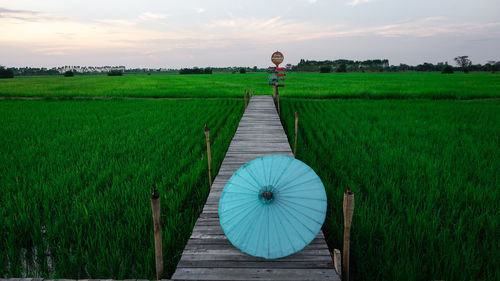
171 95 340 281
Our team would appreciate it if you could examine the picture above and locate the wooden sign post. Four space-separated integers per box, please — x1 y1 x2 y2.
269 51 285 110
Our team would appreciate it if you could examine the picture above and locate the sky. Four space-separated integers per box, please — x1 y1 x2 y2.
0 0 499 68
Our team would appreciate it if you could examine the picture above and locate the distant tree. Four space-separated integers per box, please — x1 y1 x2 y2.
239 68 246 74
454 56 472 73
179 67 212 74
64 70 74 77
253 66 258 72
486 61 498 73
336 63 347 73
0 66 14 78
319 66 331 73
441 65 454 74
108 70 123 76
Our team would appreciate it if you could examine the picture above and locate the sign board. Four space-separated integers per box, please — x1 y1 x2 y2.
271 51 284 67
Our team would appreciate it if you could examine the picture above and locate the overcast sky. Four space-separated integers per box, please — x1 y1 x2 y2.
0 0 499 68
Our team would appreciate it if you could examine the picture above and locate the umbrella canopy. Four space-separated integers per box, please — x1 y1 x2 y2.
219 155 327 259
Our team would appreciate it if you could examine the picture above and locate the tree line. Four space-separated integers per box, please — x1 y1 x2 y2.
297 57 499 73
1 56 499 78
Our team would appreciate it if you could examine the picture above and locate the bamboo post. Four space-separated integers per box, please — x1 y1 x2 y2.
276 91 280 117
294 111 298 157
151 188 163 280
343 189 355 281
204 124 212 187
244 89 248 109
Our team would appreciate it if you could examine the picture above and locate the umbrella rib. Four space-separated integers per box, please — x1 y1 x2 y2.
279 197 326 216
278 199 325 225
268 156 275 190
219 198 260 214
230 176 261 192
244 167 266 190
276 177 320 193
271 157 295 189
274 165 310 191
275 208 296 255
223 189 257 196
277 201 319 237
232 202 266 253
274 203 308 246
280 195 326 201
221 200 261 227
261 157 268 188
271 210 283 255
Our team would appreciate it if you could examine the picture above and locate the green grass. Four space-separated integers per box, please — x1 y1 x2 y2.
0 99 244 279
280 98 500 281
0 72 499 99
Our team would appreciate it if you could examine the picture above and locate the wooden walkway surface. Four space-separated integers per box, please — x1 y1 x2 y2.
171 95 340 281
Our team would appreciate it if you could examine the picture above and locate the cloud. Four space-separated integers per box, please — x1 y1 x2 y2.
0 7 63 22
195 8 206 14
138 12 168 21
347 0 375 7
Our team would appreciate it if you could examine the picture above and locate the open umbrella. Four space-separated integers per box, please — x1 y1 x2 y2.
219 155 327 259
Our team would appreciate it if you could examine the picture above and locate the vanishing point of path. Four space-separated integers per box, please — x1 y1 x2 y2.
171 95 340 281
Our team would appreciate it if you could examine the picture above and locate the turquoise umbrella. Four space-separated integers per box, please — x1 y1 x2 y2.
219 155 327 259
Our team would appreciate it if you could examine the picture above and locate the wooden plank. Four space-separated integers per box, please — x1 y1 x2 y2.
172 268 339 281
177 260 333 269
172 95 338 280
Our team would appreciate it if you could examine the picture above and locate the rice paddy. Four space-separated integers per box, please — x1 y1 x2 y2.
0 72 499 99
280 98 500 281
0 99 244 279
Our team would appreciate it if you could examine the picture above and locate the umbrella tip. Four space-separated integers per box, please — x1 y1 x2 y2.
263 191 273 200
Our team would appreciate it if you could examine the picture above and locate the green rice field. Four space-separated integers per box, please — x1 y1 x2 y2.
0 99 244 279
1 72 499 280
0 72 499 99
280 99 500 280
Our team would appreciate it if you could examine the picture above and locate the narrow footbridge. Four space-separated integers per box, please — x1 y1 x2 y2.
171 95 340 281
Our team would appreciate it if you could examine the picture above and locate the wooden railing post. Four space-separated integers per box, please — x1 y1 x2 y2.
151 188 163 280
204 124 212 187
343 189 355 281
244 89 248 109
276 91 280 117
294 111 298 157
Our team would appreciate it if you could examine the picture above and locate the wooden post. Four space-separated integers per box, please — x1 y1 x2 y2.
249 87 252 98
151 188 163 280
342 189 355 281
244 89 248 109
333 249 342 277
294 111 298 157
276 90 280 117
204 124 212 187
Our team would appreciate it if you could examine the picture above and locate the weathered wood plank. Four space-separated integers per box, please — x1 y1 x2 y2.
172 268 340 280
